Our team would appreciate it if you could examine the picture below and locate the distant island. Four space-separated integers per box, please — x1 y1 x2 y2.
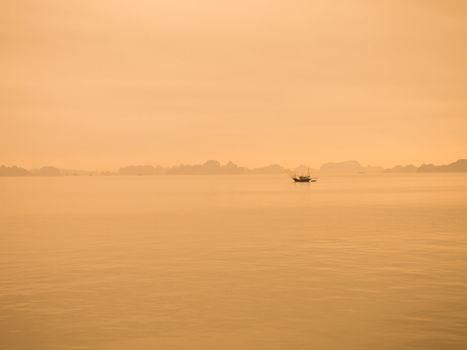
1 159 466 176
319 160 384 174
0 160 290 177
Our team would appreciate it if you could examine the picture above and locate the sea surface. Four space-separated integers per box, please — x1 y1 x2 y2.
1 174 466 350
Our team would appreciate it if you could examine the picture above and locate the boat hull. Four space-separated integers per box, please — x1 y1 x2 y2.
293 177 317 183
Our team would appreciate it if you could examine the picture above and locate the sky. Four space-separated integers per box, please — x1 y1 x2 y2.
1 0 466 170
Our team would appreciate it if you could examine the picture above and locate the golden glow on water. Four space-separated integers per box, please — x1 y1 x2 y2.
1 174 466 349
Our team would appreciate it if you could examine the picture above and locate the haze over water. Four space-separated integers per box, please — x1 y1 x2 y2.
2 0 467 348
1 173 466 350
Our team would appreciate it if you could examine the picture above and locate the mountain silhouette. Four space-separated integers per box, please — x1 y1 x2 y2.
1 159 466 176
418 159 467 173
0 165 30 176
320 161 363 173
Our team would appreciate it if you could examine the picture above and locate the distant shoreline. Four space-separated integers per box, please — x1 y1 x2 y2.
1 159 466 177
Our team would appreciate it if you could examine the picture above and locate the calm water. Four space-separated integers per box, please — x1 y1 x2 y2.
1 174 466 350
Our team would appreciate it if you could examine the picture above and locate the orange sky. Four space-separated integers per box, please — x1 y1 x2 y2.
1 0 466 170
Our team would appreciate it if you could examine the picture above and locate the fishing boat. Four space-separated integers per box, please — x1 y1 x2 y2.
292 169 317 183
292 175 317 183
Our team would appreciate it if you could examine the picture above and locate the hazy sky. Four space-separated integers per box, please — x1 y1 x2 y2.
1 0 466 169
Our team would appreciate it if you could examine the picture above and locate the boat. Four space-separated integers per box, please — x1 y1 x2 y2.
292 175 317 182
292 169 317 183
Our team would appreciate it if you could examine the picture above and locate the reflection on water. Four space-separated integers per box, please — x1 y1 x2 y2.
1 174 467 349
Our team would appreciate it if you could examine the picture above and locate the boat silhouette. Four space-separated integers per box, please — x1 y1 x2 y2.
292 169 317 182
